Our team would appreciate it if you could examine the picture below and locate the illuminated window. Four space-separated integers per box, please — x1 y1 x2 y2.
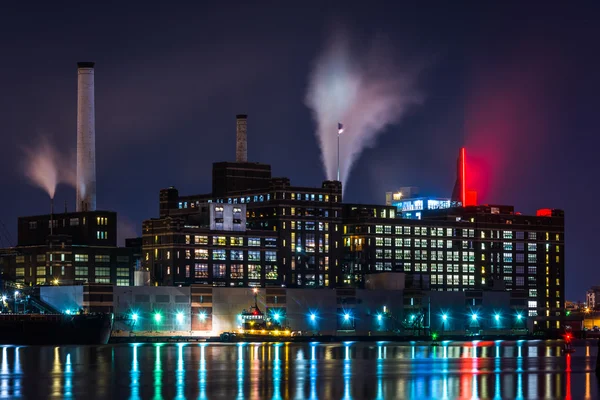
231 264 243 279
95 267 110 276
265 251 277 262
214 236 226 246
95 255 110 263
195 264 208 278
266 265 278 280
248 265 261 280
376 237 384 246
231 250 244 261
248 238 261 247
213 264 226 278
195 236 208 245
74 254 88 262
212 250 226 260
195 249 208 260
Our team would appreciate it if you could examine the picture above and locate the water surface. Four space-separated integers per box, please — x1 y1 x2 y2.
0 340 597 399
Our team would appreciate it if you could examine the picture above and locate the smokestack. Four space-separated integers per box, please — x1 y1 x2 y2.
235 114 247 162
76 62 96 212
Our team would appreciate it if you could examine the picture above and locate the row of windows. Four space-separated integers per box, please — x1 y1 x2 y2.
370 226 560 241
17 254 126 263
183 235 274 247
180 263 278 280
17 266 130 278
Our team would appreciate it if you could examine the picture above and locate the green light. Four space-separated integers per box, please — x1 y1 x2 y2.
432 332 439 341
154 313 162 322
566 311 571 316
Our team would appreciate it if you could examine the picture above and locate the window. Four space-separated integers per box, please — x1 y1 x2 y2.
195 236 209 245
503 253 513 263
212 250 226 260
265 238 277 247
266 265 278 280
231 264 243 279
16 256 25 264
95 278 110 284
528 232 536 240
516 265 524 274
185 235 191 244
528 300 537 309
395 238 402 247
36 266 46 276
529 289 537 297
96 231 108 240
116 279 129 286
29 221 37 229
516 231 524 240
528 243 537 252
375 225 383 234
528 254 537 263
384 238 392 247
376 249 383 259
185 250 191 260
395 226 402 235
75 266 88 276
516 253 524 263
230 237 243 246
214 236 226 246
503 265 513 274
213 264 226 278
376 237 384 246
248 265 261 280
503 231 513 239
384 226 392 235
231 250 244 261
70 218 79 226
528 266 537 274
384 249 392 259
248 237 261 247
516 277 524 286
185 265 190 278
265 251 277 262
503 242 513 251
95 255 110 263
117 268 129 277
195 264 208 278
404 238 411 247
37 254 46 262
248 251 261 261
95 267 110 276
195 249 209 260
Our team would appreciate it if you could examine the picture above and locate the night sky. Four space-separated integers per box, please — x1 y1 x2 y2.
0 2 597 300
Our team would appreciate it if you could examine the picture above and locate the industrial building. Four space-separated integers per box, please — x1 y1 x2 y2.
0 62 136 287
38 275 532 337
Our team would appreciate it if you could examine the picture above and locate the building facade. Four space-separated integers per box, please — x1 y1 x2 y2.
342 204 565 331
1 211 134 286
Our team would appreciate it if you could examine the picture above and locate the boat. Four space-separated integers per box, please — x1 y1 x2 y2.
0 312 114 345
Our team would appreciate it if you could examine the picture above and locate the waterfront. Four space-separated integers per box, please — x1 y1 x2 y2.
0 340 596 399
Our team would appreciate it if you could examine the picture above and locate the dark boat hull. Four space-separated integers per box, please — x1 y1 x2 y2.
0 313 113 345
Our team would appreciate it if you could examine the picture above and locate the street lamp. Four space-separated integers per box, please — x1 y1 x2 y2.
309 313 317 322
471 313 478 321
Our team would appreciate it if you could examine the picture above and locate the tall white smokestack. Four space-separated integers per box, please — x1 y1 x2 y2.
235 114 247 162
76 62 96 212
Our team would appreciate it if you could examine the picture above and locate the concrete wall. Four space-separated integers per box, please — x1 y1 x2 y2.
113 286 191 332
39 285 526 336
40 286 83 313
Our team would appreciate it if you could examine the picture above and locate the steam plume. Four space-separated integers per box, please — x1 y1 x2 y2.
23 136 76 199
305 28 424 190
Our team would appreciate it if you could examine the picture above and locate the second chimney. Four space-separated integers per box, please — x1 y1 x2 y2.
236 114 247 162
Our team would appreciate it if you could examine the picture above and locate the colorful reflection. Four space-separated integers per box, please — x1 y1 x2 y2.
0 341 591 398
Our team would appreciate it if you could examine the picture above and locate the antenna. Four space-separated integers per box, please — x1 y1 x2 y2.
50 198 54 236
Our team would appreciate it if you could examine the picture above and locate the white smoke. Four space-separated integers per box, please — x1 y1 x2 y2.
305 28 424 190
23 136 76 199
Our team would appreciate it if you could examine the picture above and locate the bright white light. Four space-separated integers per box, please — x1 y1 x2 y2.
65 309 71 315
310 313 316 322
495 314 500 321
1 296 6 302
176 312 184 323
377 314 383 322
14 291 19 297
273 313 280 321
199 313 206 321
132 313 139 321
472 314 478 321
442 314 448 321
517 314 523 320
344 313 350 321
410 314 415 321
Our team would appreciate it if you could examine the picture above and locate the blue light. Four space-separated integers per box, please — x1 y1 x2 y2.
273 313 280 321
199 312 206 321
516 314 523 320
176 312 184 323
471 314 478 321
132 313 139 321
344 313 350 321
65 309 71 315
494 314 500 321
377 314 383 322
442 314 448 321
410 314 415 321
310 313 316 322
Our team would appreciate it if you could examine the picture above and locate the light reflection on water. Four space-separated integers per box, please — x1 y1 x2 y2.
0 341 594 399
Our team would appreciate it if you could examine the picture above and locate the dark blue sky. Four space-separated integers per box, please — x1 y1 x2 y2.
0 1 597 300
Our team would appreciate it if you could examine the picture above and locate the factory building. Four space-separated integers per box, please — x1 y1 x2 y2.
342 204 564 331
142 203 279 286
0 62 136 287
1 211 135 286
